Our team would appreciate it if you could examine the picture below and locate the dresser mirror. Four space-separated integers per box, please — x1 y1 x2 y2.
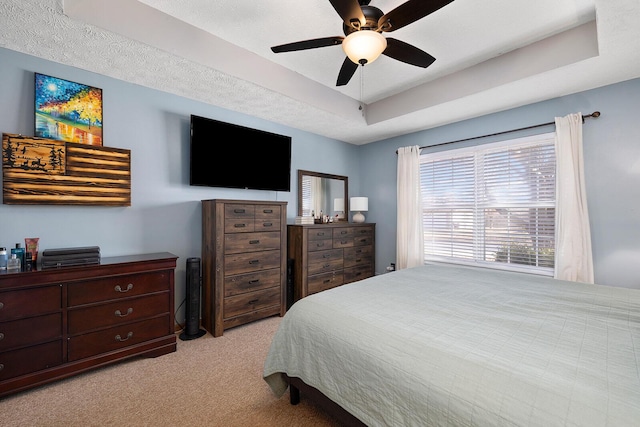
298 170 349 221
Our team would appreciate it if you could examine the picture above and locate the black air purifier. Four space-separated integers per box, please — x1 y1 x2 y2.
180 257 206 340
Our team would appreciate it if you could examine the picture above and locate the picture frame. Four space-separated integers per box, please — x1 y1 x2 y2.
34 73 103 146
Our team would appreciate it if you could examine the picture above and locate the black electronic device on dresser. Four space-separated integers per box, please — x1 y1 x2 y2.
0 252 178 398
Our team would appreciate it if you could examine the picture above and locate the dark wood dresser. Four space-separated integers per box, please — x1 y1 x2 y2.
0 252 178 398
288 223 375 303
201 199 287 337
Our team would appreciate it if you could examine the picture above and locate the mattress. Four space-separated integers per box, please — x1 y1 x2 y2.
263 263 640 426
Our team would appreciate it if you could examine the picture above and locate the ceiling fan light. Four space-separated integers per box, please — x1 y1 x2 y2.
342 30 387 65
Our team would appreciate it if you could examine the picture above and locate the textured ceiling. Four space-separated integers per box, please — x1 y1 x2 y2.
1 0 640 144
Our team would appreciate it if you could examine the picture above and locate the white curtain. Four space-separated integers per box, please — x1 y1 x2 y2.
554 113 594 283
396 145 424 269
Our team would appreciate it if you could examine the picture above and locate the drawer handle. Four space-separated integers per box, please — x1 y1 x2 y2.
115 284 134 293
340 231 348 235
356 258 362 263
0 364 3 372
0 332 4 341
316 243 325 248
115 332 134 342
249 260 260 265
323 254 331 258
323 279 331 284
234 209 246 213
263 209 273 213
248 299 258 305
249 279 260 284
323 264 331 269
249 240 260 244
317 232 326 237
0 302 3 310
262 222 273 227
341 240 348 244
115 308 134 317
234 223 247 228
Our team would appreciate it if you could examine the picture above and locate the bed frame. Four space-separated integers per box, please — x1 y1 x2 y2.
287 375 367 426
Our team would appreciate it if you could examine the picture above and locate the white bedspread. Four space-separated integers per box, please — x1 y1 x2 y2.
263 263 640 426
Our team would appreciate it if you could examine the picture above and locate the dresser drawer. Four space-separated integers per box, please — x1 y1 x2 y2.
224 287 281 319
344 264 373 284
224 251 281 276
307 238 332 252
344 245 373 268
225 232 281 254
225 268 281 297
333 227 357 248
354 227 374 246
308 272 344 295
255 204 282 231
308 249 344 275
308 228 332 240
0 286 61 322
0 313 62 351
225 204 255 233
68 315 171 361
67 271 170 307
68 292 170 335
0 341 63 381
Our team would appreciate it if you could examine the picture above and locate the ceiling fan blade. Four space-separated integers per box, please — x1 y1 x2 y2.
328 0 366 28
336 57 359 86
383 38 436 68
271 36 344 53
378 0 454 32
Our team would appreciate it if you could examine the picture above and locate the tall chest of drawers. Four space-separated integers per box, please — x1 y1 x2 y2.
0 252 177 398
288 223 375 303
201 199 287 337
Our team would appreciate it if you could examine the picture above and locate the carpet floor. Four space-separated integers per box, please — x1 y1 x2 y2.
0 316 343 426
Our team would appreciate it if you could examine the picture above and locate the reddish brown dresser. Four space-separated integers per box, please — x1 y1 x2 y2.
0 252 177 398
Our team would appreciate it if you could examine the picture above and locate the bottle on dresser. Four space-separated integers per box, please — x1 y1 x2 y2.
11 243 25 272
0 246 7 271
7 253 21 272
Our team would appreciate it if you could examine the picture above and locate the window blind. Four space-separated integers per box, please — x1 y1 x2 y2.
420 133 556 275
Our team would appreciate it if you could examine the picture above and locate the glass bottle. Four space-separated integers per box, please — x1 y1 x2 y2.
7 253 21 272
0 247 7 271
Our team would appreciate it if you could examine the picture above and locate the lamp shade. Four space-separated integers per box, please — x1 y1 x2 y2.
350 197 368 212
334 198 345 212
342 30 387 65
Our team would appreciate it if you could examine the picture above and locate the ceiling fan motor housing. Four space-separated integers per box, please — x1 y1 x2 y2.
343 6 384 35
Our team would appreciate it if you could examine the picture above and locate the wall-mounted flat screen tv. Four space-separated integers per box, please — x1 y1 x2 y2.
190 114 292 192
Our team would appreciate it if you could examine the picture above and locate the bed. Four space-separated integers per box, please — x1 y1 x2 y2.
263 263 640 426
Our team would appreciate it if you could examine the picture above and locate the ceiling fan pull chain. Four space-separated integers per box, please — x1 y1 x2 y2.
359 64 364 116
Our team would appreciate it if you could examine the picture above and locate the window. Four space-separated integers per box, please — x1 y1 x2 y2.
420 133 556 275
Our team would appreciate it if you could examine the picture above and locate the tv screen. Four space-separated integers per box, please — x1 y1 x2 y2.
190 115 292 192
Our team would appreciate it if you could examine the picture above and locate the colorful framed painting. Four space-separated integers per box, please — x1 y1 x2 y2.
34 73 103 146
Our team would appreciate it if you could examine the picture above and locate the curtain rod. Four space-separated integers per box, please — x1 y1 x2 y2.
397 111 601 153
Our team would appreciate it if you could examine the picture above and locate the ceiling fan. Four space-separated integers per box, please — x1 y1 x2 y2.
270 0 455 86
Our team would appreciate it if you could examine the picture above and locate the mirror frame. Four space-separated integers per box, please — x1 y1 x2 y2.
297 170 349 221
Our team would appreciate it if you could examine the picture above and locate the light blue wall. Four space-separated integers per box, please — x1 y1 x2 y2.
361 78 640 289
0 48 362 323
2 47 639 325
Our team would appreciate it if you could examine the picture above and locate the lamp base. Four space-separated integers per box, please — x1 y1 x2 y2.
352 212 365 223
